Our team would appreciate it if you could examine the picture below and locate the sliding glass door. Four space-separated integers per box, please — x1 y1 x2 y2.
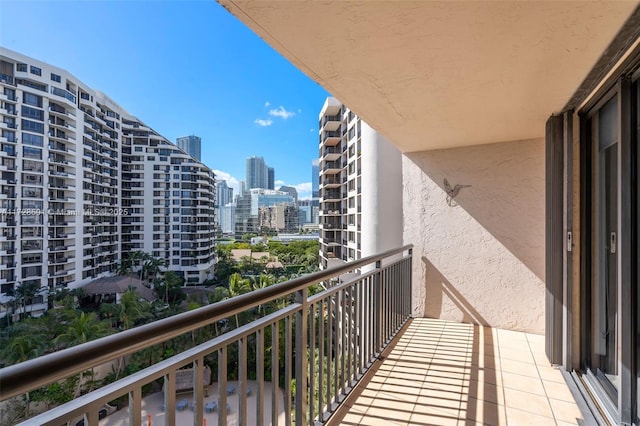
580 72 639 423
589 95 619 398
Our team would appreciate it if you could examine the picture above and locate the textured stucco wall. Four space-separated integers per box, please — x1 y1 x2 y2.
404 138 545 333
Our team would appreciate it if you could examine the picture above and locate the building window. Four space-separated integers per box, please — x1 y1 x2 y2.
50 73 61 83
22 133 43 147
22 187 42 198
16 63 27 72
22 160 43 172
23 146 42 160
23 92 43 107
29 66 41 76
21 119 44 134
21 106 44 121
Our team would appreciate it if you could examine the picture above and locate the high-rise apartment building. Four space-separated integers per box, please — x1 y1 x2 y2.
175 135 201 161
121 121 216 285
0 48 217 313
318 97 402 270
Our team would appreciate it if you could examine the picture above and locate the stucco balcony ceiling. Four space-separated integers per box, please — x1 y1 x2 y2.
219 1 638 151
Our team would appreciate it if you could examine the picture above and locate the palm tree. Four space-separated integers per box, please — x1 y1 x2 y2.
2 332 46 416
122 250 150 280
101 288 151 330
55 311 110 397
14 281 46 319
253 274 275 316
155 270 184 305
143 257 166 284
228 273 250 328
115 260 131 276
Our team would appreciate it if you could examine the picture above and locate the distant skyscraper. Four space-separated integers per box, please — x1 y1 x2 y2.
267 167 275 190
176 135 202 161
246 156 268 189
278 185 298 203
234 188 295 237
246 157 274 190
216 180 234 208
220 203 236 235
311 159 319 199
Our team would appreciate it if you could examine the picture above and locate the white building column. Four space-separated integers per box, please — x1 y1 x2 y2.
360 122 403 260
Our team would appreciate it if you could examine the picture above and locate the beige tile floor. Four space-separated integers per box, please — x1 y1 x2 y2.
332 318 583 426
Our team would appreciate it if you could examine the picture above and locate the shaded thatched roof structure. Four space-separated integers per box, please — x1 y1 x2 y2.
80 276 156 301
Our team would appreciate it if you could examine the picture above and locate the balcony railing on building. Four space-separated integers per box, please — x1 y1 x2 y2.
0 245 412 426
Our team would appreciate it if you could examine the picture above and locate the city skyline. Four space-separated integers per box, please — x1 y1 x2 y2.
0 1 329 199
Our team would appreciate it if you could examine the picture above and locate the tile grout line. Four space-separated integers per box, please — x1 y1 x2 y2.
493 328 509 426
526 333 562 426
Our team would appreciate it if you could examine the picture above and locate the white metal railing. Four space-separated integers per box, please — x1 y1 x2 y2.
0 245 413 425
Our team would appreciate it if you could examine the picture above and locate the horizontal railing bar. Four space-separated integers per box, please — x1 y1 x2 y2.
308 268 378 304
0 244 412 400
23 304 304 425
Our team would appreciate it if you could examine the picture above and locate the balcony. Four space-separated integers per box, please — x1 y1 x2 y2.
321 161 342 175
0 245 585 425
321 146 342 161
321 130 341 146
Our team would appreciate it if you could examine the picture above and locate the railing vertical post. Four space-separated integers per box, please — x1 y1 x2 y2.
295 288 308 425
308 303 316 425
193 358 204 426
218 346 228 426
129 386 142 426
164 371 176 426
256 329 265 426
271 322 280 426
408 248 413 318
374 260 382 356
238 338 247 426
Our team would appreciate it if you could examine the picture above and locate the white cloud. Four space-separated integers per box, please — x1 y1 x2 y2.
264 101 270 107
212 170 240 195
309 128 315 132
254 118 273 127
269 106 296 120
275 179 285 186
294 182 312 193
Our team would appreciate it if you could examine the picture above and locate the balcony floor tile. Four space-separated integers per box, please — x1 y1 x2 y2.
330 318 583 426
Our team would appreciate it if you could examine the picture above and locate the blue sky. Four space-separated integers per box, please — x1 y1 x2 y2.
0 0 330 199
